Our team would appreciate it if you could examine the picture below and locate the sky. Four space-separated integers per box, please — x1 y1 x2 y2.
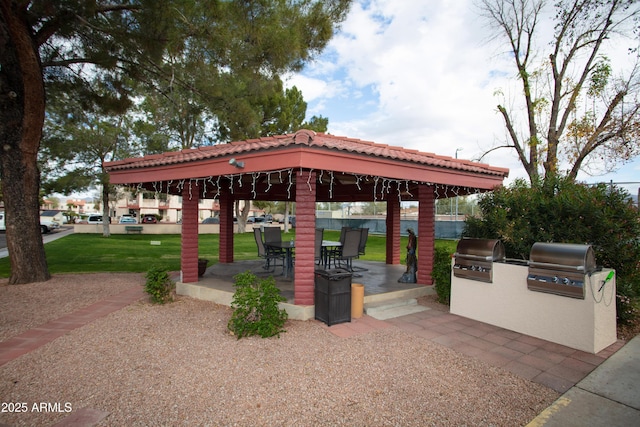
284 0 640 198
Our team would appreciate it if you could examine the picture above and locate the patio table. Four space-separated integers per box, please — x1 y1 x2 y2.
266 240 343 277
266 241 295 278
321 240 342 269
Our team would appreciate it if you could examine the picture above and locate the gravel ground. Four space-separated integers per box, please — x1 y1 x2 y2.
0 274 559 426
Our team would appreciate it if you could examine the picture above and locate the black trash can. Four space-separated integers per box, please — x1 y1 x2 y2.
314 268 352 326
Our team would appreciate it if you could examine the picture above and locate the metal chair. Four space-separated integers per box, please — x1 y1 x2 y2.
358 228 369 256
254 228 284 273
335 229 362 274
315 228 324 265
327 226 350 268
263 226 282 245
350 227 369 272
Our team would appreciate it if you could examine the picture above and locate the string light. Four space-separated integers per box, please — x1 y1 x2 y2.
122 168 483 203
286 169 293 198
251 172 258 198
306 169 314 192
265 173 272 193
329 171 335 199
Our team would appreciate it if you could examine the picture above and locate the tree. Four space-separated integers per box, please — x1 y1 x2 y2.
479 0 640 181
41 83 135 237
261 85 329 136
135 82 214 151
0 0 351 284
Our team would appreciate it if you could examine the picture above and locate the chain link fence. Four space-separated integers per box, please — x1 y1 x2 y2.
315 218 464 239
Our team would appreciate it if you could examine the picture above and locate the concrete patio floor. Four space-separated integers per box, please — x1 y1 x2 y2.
177 259 434 320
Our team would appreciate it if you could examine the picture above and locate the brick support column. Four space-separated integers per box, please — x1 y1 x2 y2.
417 184 435 285
294 170 316 305
181 182 200 283
219 188 234 263
386 196 401 265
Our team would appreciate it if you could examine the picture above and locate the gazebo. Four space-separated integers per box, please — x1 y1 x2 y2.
104 130 509 306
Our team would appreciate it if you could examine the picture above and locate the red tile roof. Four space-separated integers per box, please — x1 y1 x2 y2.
104 130 509 178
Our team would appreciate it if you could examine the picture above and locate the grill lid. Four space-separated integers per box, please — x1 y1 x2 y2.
454 238 505 262
529 242 596 273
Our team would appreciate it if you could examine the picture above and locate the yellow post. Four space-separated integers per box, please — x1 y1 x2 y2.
351 283 364 318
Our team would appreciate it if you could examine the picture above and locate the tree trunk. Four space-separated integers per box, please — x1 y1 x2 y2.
101 182 111 237
0 7 50 284
283 201 291 233
234 200 250 233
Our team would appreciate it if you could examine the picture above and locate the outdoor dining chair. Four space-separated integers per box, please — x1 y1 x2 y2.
253 228 285 273
351 227 369 272
326 226 350 267
315 228 324 265
335 228 362 274
358 228 369 256
263 226 282 245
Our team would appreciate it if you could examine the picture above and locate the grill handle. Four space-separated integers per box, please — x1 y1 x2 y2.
529 261 585 272
454 253 493 262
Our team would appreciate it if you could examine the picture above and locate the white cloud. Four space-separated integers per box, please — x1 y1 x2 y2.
289 0 640 190
318 1 512 157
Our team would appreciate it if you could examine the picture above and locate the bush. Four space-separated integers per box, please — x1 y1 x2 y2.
144 266 175 304
432 246 454 304
464 175 640 324
228 271 288 339
617 282 639 325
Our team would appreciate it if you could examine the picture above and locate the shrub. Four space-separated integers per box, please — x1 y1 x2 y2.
616 282 639 325
145 266 175 304
228 271 288 339
432 246 454 304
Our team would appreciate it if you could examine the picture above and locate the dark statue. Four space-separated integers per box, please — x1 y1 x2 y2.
398 228 417 283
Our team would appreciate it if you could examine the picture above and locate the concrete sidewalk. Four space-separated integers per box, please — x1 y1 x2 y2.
526 334 640 426
0 227 74 259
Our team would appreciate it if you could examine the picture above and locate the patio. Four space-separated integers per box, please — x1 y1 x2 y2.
177 259 435 320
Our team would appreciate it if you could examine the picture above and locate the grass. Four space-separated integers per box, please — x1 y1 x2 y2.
0 230 458 277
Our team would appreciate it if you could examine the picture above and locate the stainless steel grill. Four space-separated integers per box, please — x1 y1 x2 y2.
527 242 597 299
453 238 505 283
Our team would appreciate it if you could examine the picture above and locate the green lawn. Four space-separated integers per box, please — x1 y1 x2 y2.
0 230 458 277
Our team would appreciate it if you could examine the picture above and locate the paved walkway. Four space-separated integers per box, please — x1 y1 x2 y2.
320 309 625 394
0 227 74 260
0 287 637 426
321 311 639 427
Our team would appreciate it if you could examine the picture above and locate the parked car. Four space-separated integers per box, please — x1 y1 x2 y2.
0 210 61 233
278 215 295 226
201 217 220 224
119 216 137 224
247 215 275 223
87 215 103 224
40 210 63 233
141 215 158 224
280 215 296 228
